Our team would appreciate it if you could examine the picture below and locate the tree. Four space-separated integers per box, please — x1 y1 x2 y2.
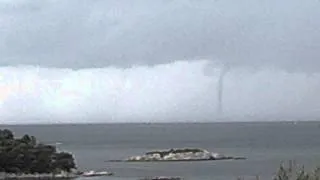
21 135 31 145
0 129 14 140
52 152 76 172
0 129 77 174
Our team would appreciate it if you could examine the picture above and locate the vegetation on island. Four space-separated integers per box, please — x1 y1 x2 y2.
0 129 76 175
146 148 205 158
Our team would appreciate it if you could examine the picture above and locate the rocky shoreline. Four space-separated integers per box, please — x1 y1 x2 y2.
0 170 114 180
0 172 78 180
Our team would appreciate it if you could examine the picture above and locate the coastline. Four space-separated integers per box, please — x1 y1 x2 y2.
0 172 79 180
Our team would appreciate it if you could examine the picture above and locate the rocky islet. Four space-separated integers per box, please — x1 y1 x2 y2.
125 148 245 162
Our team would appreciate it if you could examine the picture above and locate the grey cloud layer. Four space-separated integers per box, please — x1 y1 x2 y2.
0 0 319 71
1 61 320 124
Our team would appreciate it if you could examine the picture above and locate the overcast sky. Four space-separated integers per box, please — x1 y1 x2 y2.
0 0 319 123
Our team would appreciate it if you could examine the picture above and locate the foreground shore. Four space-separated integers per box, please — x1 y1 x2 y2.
0 172 78 180
0 170 114 179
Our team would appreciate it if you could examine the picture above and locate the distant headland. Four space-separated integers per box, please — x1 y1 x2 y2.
0 129 78 179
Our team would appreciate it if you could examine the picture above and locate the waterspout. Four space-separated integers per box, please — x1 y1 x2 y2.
217 65 230 117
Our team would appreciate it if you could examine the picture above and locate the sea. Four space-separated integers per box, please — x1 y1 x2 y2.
2 121 320 180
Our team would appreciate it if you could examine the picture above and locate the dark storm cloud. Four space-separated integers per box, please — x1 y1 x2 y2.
0 0 319 71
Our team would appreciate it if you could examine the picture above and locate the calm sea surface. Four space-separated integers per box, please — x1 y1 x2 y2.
2 121 320 180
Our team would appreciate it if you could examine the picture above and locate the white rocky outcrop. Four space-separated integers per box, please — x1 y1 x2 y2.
126 148 243 162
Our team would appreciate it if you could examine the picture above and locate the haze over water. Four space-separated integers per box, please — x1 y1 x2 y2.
4 121 320 180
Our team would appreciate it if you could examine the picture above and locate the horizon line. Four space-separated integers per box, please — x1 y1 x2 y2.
1 119 319 126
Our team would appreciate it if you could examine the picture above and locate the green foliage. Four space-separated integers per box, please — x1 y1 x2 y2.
146 148 205 157
273 161 320 180
0 129 14 140
0 129 76 174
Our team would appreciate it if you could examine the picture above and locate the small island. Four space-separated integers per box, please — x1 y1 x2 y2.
0 129 78 179
125 148 245 162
